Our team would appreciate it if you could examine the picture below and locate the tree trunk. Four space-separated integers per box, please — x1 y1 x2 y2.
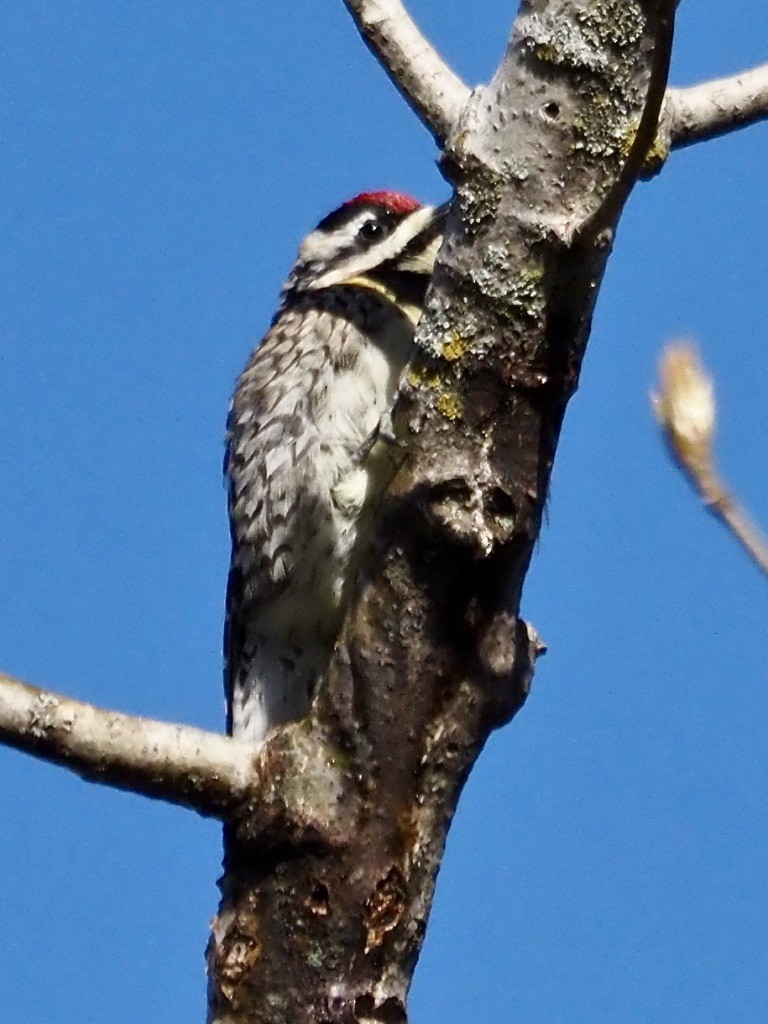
205 2 675 1020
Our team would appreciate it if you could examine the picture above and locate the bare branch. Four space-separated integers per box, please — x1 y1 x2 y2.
666 63 768 149
0 672 257 818
652 343 768 580
341 0 470 144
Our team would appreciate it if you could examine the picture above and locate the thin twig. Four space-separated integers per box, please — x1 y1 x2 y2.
697 470 768 579
666 63 768 149
652 342 768 580
341 0 469 145
0 672 257 817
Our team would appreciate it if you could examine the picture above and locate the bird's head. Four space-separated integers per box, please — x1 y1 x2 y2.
283 191 446 302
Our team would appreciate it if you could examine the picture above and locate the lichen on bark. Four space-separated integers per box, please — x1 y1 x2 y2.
206 3 676 1021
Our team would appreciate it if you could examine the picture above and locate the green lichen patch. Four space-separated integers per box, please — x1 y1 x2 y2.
642 130 670 175
575 1 645 50
525 13 610 75
436 392 463 422
571 82 635 162
442 332 469 362
406 359 443 392
456 169 504 235
469 253 546 325
406 355 464 423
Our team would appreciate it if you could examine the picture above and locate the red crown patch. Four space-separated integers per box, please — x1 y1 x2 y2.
344 191 421 215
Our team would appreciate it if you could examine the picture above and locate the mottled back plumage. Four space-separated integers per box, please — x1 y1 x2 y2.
225 194 443 742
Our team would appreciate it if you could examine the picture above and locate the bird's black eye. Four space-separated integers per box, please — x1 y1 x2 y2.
357 218 383 242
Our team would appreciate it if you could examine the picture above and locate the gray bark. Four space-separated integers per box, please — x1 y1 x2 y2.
206 2 676 1021
4 2 768 1019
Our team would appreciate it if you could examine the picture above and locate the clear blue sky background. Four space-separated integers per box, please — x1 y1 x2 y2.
1 3 767 1022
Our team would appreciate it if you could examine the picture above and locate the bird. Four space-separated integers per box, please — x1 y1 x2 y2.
224 191 445 743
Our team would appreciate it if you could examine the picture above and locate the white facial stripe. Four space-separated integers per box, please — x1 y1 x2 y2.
308 205 437 291
297 209 378 267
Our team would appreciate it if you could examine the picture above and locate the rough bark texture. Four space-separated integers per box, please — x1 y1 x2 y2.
206 3 675 1021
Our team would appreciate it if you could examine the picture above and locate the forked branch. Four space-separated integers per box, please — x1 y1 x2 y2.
0 672 256 817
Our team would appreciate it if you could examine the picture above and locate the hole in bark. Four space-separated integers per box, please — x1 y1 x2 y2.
487 486 517 520
354 994 406 1024
428 477 473 504
307 880 330 916
541 101 560 121
355 995 376 1017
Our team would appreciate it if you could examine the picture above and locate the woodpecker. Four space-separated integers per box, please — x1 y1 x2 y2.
224 192 444 743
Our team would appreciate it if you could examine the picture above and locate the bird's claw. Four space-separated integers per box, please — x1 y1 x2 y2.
355 414 403 464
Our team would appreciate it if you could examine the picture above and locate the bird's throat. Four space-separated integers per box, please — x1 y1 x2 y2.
342 271 429 327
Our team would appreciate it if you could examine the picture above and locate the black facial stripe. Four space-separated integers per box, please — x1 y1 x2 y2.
394 218 442 262
373 219 441 280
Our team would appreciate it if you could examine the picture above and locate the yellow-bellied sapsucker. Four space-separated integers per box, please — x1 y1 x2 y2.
224 192 444 742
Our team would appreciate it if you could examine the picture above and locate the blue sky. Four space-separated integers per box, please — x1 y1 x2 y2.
1 3 767 1022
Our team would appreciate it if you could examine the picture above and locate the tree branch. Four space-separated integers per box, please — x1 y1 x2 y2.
0 672 256 817
341 0 470 144
666 63 768 149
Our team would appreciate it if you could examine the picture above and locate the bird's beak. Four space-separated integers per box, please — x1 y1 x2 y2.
391 202 448 276
309 202 448 292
